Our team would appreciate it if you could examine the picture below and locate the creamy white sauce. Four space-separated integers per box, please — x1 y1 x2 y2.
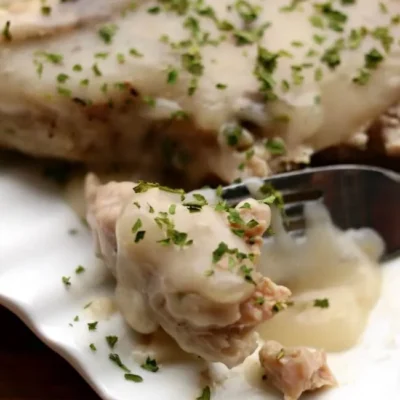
257 203 384 352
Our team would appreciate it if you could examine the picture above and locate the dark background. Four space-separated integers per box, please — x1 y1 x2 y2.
0 306 99 400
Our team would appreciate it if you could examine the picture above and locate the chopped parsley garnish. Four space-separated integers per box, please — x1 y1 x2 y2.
265 138 286 155
168 204 176 215
62 276 71 286
272 302 285 312
92 63 102 77
260 184 285 212
141 357 159 372
88 322 98 331
372 27 393 53
106 336 118 349
124 373 143 382
143 96 156 107
84 302 92 309
315 2 348 32
98 24 118 44
235 0 261 23
255 297 265 305
216 83 227 89
38 52 63 64
73 64 82 72
212 242 229 263
352 69 370 85
95 52 109 59
196 386 211 400
147 6 161 14
57 87 72 97
254 46 280 100
223 124 243 146
240 265 255 284
109 353 131 372
89 343 97 351
364 48 384 69
117 53 125 64
181 49 204 76
75 265 85 274
170 110 189 120
129 48 143 57
2 21 12 41
314 298 329 308
133 182 185 198
167 68 179 84
321 46 341 69
73 315 79 322
276 348 285 360
41 6 51 15
132 219 143 234
183 193 208 213
134 231 146 243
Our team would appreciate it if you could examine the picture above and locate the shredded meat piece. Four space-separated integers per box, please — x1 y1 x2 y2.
259 340 336 400
85 176 291 367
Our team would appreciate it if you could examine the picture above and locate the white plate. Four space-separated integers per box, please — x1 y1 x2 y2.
1 155 400 400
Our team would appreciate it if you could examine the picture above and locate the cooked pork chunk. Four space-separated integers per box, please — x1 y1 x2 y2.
0 1 399 184
85 175 291 367
259 340 336 400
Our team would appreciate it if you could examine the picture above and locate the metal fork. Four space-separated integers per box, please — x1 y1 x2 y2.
219 165 400 259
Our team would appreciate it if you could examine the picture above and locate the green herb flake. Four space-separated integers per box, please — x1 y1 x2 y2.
124 373 143 382
62 276 71 286
41 6 51 15
309 15 324 29
88 322 98 331
73 315 79 322
57 87 71 97
365 48 384 69
265 138 286 155
129 48 143 57
255 297 265 305
106 336 118 349
75 265 85 274
372 26 393 53
143 95 156 107
92 63 102 77
98 24 118 44
235 0 261 23
109 353 131 372
89 343 97 351
212 242 229 263
216 83 227 89
135 231 146 243
169 204 176 215
314 298 330 308
2 20 12 41
167 68 178 84
223 124 242 147
276 348 285 361
72 64 82 72
117 53 125 64
141 357 159 372
240 265 255 284
321 47 341 69
147 6 161 14
132 219 143 234
272 302 285 312
196 386 211 400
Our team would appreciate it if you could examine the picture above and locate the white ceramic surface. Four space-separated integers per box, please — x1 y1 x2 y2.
1 155 400 400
